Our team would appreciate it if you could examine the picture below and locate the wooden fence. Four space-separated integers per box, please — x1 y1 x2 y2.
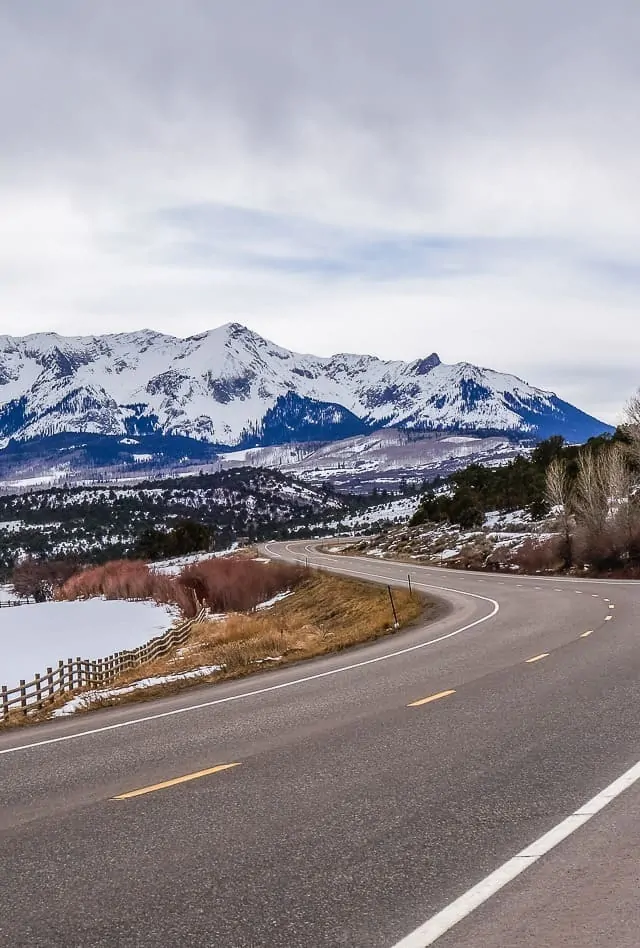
1 605 207 720
0 598 35 608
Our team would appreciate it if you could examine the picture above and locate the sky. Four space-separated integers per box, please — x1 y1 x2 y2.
1 0 639 424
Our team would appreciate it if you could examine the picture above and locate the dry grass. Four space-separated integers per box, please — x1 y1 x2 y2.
173 572 427 676
2 573 430 723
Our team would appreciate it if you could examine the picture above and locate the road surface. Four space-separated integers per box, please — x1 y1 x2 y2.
0 540 639 947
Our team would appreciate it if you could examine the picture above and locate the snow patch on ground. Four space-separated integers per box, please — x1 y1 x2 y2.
255 590 293 610
51 664 224 716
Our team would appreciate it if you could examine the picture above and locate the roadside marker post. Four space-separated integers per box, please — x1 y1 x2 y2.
388 585 400 629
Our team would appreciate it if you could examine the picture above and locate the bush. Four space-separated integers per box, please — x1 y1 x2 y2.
56 556 306 618
177 558 305 613
507 538 564 574
12 557 81 602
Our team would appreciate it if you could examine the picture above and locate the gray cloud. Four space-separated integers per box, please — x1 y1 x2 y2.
1 1 639 422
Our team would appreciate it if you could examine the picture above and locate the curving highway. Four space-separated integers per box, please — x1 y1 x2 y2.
1 540 639 947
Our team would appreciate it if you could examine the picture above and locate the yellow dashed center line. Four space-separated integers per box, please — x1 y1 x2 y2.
112 763 241 800
408 689 456 708
525 653 549 663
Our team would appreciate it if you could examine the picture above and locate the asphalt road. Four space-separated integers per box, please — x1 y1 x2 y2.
1 541 639 947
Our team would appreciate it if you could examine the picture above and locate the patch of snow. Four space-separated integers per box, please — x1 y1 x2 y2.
255 590 293 610
52 663 223 716
440 435 481 443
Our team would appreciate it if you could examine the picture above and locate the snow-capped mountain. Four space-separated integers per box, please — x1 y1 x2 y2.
0 322 611 452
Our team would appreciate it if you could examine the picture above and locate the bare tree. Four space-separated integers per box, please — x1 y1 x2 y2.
573 443 639 568
545 457 574 566
622 390 640 468
574 449 608 535
607 442 640 560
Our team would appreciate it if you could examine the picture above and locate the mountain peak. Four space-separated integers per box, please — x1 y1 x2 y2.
413 353 441 375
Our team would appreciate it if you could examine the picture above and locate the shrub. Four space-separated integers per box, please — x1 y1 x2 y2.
12 557 81 602
508 538 564 574
56 556 306 619
177 558 305 613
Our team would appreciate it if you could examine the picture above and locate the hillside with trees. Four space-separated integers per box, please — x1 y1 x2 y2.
0 467 377 580
410 395 640 575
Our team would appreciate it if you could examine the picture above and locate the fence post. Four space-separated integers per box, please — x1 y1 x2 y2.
388 586 399 630
76 657 82 689
58 659 65 692
20 680 27 716
68 658 74 690
47 668 55 703
408 574 412 597
35 673 43 711
2 685 8 720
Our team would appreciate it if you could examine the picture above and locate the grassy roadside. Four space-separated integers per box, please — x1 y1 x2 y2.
2 572 432 726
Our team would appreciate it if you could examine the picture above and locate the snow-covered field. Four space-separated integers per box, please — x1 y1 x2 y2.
0 599 178 690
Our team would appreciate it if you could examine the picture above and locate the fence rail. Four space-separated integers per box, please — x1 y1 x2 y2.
0 598 35 608
1 605 207 720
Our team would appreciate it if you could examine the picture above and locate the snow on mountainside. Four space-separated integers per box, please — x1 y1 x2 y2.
0 323 611 451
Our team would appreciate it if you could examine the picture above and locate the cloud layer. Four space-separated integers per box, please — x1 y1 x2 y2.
1 1 639 422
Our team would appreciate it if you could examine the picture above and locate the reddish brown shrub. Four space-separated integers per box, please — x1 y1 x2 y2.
177 557 306 613
56 556 306 619
59 560 154 601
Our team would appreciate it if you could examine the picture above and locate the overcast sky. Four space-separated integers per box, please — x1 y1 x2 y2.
1 1 638 423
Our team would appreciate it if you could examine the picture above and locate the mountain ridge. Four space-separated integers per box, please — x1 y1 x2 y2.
0 322 612 452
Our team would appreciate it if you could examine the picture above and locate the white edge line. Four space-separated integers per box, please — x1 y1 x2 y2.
0 551 499 757
391 758 640 948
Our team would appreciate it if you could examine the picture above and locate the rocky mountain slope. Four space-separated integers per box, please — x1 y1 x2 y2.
0 324 611 458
